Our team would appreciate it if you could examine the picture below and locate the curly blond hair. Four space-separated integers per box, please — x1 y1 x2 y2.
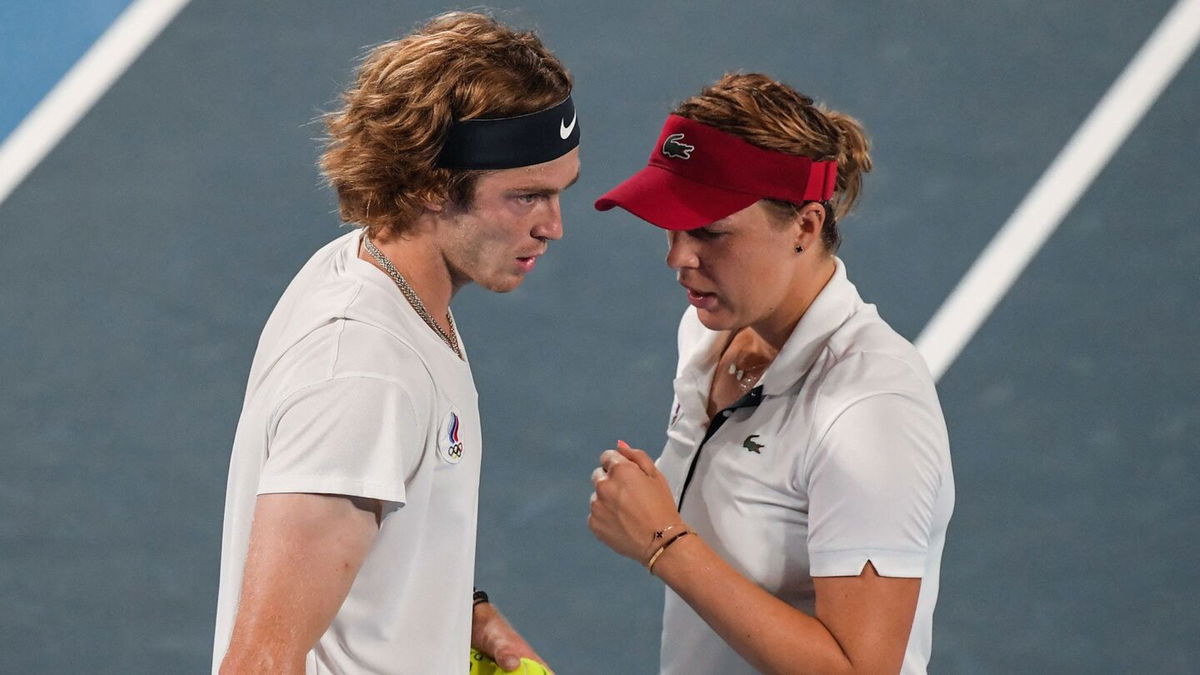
673 73 872 252
320 12 572 237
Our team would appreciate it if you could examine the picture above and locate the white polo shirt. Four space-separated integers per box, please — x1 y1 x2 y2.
213 229 482 673
657 258 954 675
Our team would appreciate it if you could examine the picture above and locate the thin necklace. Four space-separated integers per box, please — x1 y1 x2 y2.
362 235 462 359
728 360 769 392
725 330 774 392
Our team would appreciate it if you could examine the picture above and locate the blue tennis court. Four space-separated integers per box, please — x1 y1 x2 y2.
1 1 1197 672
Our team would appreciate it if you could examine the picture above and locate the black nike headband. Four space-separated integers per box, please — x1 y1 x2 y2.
435 96 579 170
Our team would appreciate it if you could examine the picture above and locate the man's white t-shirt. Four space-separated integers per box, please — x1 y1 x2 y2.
213 229 482 673
657 258 954 675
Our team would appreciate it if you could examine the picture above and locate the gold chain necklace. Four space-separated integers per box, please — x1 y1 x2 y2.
362 235 462 359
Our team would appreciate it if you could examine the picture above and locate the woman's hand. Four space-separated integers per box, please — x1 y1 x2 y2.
588 441 685 565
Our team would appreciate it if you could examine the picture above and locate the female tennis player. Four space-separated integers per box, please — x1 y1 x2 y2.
589 73 954 674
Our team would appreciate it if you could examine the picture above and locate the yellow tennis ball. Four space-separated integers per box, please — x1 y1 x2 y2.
469 648 552 675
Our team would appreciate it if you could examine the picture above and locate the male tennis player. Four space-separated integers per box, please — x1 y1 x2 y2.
212 12 580 673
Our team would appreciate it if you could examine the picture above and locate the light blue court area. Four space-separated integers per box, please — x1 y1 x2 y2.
0 0 134 140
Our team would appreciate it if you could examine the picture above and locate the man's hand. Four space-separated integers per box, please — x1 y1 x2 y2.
471 601 550 672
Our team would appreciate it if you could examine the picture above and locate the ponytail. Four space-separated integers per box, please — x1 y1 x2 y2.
824 110 872 223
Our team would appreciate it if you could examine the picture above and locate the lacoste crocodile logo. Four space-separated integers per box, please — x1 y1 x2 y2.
743 434 764 454
662 133 694 159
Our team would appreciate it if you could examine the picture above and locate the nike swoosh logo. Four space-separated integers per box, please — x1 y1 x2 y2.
559 111 577 139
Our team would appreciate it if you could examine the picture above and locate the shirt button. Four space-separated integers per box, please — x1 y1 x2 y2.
722 410 732 418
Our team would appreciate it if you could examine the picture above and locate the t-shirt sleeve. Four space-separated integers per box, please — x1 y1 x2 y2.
804 392 946 578
258 376 427 505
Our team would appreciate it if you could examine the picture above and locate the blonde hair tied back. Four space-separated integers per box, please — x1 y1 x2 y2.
672 72 872 252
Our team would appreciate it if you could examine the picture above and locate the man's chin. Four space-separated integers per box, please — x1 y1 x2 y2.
478 275 524 294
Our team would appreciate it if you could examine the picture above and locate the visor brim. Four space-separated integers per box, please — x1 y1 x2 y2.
594 165 760 231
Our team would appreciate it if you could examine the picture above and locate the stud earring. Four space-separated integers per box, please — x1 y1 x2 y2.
795 244 804 253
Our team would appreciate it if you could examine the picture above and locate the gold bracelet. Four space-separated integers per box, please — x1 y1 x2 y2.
646 530 694 574
644 523 687 561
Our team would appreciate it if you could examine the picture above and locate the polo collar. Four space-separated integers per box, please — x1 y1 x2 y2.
676 257 861 400
757 257 860 396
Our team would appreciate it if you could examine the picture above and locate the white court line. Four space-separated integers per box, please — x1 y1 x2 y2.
0 0 193 208
916 0 1200 381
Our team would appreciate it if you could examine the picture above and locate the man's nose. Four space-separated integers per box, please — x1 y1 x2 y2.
533 196 564 241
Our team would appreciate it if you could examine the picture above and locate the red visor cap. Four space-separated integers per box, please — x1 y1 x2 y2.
595 115 837 230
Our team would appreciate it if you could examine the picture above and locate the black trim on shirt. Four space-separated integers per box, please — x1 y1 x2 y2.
677 385 765 510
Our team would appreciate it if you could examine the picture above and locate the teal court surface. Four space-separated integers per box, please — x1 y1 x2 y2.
2 1 1197 672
